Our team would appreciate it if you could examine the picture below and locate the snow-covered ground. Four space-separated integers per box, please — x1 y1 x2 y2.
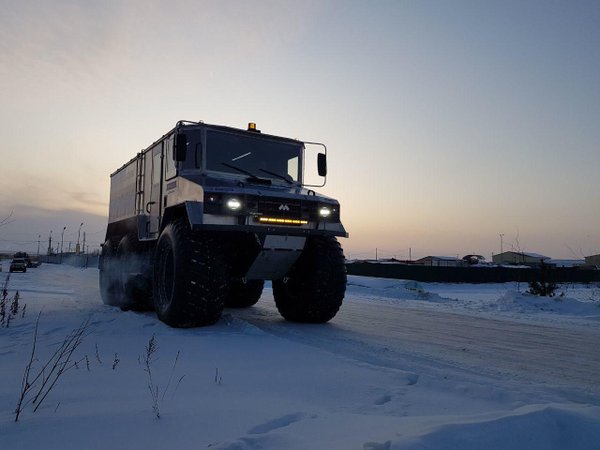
1 264 599 449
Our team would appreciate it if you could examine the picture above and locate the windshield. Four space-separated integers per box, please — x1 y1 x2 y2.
205 130 302 183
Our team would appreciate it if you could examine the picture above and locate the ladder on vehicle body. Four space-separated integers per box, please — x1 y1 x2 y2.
135 152 145 215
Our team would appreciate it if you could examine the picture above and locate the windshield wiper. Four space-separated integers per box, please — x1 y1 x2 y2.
221 162 271 185
258 168 294 185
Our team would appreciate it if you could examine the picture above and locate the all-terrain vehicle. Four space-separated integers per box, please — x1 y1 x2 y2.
99 121 347 328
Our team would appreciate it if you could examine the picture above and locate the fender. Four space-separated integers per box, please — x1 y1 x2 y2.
160 201 204 233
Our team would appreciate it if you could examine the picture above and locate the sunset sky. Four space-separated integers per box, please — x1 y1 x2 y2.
1 0 599 259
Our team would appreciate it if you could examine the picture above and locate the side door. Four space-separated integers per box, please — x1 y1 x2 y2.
147 143 163 238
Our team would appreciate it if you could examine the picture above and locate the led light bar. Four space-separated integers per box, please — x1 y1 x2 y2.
258 217 308 225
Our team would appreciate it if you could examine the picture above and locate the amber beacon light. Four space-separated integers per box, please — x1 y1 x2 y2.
247 122 261 132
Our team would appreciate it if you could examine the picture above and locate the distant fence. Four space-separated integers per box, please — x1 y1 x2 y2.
39 254 99 268
28 257 600 283
346 262 600 283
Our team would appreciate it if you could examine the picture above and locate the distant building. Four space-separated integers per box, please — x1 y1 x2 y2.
356 258 405 264
492 251 550 265
585 254 600 267
415 256 465 267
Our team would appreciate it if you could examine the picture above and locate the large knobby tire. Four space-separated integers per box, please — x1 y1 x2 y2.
99 240 121 307
116 235 153 311
273 236 346 323
153 220 228 327
225 279 264 308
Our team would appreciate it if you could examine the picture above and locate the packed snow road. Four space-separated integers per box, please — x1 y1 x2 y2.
237 285 600 403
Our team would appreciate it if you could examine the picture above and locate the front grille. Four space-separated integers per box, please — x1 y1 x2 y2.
257 198 302 218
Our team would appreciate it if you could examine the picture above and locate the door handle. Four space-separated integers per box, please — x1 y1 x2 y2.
146 201 156 214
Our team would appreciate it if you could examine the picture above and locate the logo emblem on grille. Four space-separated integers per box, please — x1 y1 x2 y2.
278 204 290 211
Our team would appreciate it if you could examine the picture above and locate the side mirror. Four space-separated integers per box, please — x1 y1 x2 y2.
317 153 327 177
175 134 188 162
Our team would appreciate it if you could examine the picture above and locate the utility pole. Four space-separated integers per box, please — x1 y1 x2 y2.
375 248 378 261
37 234 41 256
60 226 66 262
499 233 504 255
76 222 83 254
47 230 53 255
83 232 86 254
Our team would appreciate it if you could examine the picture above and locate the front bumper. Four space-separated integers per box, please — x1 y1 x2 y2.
185 200 348 238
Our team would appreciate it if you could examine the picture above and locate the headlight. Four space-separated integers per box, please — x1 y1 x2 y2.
226 198 242 211
318 206 332 218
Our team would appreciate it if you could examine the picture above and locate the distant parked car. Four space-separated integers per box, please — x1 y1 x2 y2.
10 258 27 273
14 252 33 268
